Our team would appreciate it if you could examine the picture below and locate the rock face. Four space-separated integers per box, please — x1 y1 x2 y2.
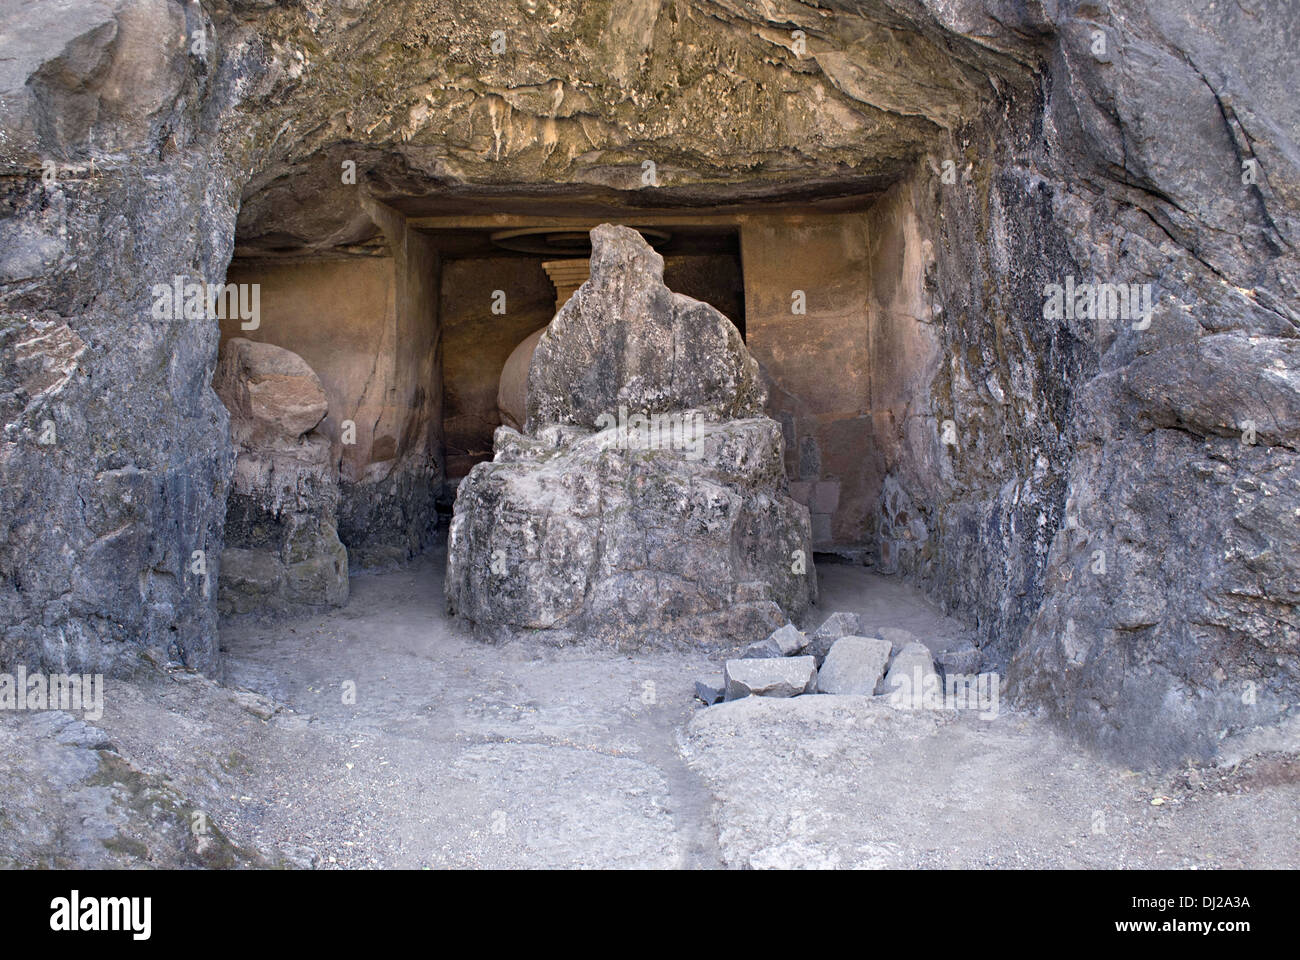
845 2 1299 764
212 338 347 614
1 0 1296 766
0 0 261 674
937 645 981 678
447 226 815 648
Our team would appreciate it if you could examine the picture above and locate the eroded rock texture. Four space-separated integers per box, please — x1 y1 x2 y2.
0 0 254 673
212 338 347 615
447 226 815 648
0 0 1295 764
525 225 766 431
893 2 1300 765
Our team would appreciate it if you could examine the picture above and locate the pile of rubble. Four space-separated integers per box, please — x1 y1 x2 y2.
695 611 982 705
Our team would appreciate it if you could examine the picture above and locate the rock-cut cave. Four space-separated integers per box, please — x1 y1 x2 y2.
0 0 1296 873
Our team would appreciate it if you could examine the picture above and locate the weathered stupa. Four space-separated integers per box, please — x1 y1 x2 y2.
446 225 816 648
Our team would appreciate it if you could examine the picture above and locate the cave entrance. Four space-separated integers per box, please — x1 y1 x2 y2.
218 187 915 618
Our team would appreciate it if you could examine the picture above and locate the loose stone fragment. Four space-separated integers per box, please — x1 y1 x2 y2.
817 636 893 695
739 623 807 659
695 677 725 705
805 612 864 662
724 656 818 700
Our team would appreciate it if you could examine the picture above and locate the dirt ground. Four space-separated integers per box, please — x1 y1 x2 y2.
2 547 1298 869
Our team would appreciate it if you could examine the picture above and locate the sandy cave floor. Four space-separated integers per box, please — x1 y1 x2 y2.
2 544 1298 869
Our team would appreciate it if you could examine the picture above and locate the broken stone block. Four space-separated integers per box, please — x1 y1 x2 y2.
817 636 893 695
284 533 349 607
724 656 818 700
695 677 725 705
881 641 939 699
739 623 807 659
806 611 864 662
214 339 347 614
217 547 286 615
213 338 335 509
447 225 816 649
214 337 329 449
739 638 777 659
449 416 811 647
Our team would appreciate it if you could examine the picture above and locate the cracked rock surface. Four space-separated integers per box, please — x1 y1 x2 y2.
447 225 815 648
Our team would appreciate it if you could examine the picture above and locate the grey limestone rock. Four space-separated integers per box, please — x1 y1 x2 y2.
817 636 893 696
740 623 807 659
724 656 818 701
447 226 815 649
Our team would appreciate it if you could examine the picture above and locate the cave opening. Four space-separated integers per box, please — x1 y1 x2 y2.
214 181 934 622
7 0 1299 872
